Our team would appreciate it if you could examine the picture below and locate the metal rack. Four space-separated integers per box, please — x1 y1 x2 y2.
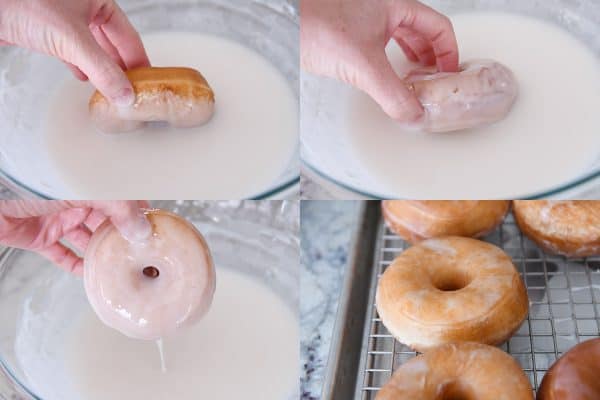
356 213 600 399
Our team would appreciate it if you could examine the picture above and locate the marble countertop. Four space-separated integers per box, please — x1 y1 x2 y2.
300 201 362 399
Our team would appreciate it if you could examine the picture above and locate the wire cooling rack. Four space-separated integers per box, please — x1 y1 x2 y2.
355 213 600 398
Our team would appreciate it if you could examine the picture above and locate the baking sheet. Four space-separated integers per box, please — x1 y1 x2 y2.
323 202 600 399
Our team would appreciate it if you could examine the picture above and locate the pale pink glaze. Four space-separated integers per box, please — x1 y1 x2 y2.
406 59 518 133
83 209 216 340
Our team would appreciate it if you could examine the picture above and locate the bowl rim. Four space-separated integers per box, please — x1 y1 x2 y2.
302 159 600 199
0 248 42 400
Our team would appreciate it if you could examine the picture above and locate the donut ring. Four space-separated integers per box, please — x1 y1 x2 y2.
376 236 528 352
537 338 600 400
375 342 533 400
89 67 215 133
513 200 600 258
84 209 216 340
382 200 510 244
406 59 518 133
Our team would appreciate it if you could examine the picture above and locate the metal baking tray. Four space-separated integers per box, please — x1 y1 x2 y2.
322 201 600 399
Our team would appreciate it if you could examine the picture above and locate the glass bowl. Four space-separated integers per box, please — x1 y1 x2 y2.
301 0 600 199
0 0 299 200
0 200 299 399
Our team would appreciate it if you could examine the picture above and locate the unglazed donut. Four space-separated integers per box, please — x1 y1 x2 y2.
375 342 533 400
537 338 600 400
513 200 600 258
405 59 518 133
89 67 215 133
84 209 216 340
376 236 528 352
382 200 510 244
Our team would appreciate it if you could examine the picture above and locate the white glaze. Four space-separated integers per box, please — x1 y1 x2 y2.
84 211 216 340
18 268 298 400
347 12 600 198
43 32 297 199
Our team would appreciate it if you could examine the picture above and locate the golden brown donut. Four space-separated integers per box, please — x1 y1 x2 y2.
376 236 528 352
89 67 215 133
375 342 533 400
382 200 510 244
537 338 600 400
513 200 600 258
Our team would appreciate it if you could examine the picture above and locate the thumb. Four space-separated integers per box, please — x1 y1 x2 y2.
68 29 135 106
356 50 423 123
96 201 152 243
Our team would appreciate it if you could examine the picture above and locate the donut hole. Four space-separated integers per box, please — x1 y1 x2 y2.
431 270 471 292
142 265 160 279
438 381 476 400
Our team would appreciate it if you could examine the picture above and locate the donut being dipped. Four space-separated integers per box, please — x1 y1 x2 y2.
84 209 216 340
375 342 533 400
405 59 518 132
376 236 528 352
89 67 215 133
382 200 510 244
513 200 600 258
537 338 600 400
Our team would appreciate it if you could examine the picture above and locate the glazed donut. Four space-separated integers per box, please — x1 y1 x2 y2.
89 67 215 133
376 236 528 352
405 59 518 132
375 342 533 400
513 200 600 258
84 209 216 340
382 200 510 244
538 338 600 400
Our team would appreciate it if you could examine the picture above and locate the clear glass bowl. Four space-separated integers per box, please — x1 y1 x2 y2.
301 0 600 199
0 0 299 200
0 200 299 399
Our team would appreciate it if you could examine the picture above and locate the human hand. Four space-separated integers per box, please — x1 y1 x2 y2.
301 0 459 122
0 200 151 275
0 0 150 106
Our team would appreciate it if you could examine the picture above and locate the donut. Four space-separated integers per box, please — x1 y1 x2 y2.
537 338 600 400
405 60 518 132
375 342 533 400
375 236 528 352
89 67 215 133
382 200 510 244
84 209 216 340
513 200 600 258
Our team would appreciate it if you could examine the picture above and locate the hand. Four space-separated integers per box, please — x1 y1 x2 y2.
0 0 150 106
301 0 459 122
0 200 151 275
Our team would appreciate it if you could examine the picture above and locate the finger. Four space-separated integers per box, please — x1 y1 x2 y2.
356 51 424 122
64 201 151 242
138 200 151 209
93 2 150 69
0 39 11 46
37 243 84 276
393 28 435 66
62 226 92 254
90 24 127 70
394 37 418 63
0 201 86 219
64 61 89 81
69 29 135 106
83 209 108 232
391 1 459 72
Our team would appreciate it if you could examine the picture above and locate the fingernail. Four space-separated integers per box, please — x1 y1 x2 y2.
120 211 152 244
112 87 135 107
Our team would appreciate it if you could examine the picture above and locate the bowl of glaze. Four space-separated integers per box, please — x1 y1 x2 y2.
0 0 299 199
0 200 299 399
301 0 600 199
